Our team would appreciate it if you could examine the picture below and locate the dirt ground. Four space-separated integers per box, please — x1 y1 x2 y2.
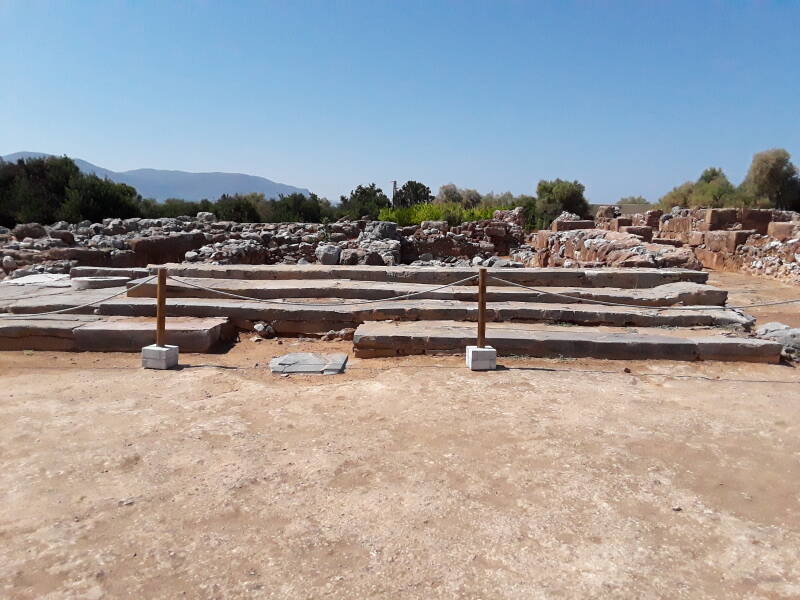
1 271 799 599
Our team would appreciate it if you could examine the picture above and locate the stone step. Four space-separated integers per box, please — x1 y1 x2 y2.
352 321 782 363
152 263 708 289
126 277 728 307
0 314 99 351
93 297 754 332
0 286 127 315
70 266 150 279
0 315 232 352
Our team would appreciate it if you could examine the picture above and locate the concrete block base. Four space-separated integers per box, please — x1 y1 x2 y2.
466 345 497 371
142 344 179 370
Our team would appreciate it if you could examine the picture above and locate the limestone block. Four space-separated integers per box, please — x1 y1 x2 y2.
466 345 496 371
141 344 179 370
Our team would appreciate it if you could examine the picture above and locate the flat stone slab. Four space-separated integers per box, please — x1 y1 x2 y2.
352 321 783 363
269 352 348 375
71 276 132 290
127 277 727 307
97 297 753 331
73 316 231 352
0 274 71 287
153 264 709 288
0 286 127 314
0 315 232 352
0 314 101 351
70 267 150 279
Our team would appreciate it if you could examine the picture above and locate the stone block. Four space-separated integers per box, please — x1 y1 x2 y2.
612 217 633 231
551 220 595 232
704 208 739 230
620 226 653 242
728 230 756 252
767 221 799 241
141 344 179 370
315 244 341 265
740 208 772 234
466 345 497 371
687 231 705 246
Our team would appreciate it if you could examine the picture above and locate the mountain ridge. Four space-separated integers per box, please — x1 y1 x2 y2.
1 151 310 202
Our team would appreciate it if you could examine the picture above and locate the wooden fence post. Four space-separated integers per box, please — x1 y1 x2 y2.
477 267 487 348
156 268 167 347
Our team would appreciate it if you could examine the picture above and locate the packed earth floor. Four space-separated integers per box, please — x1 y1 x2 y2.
1 272 799 599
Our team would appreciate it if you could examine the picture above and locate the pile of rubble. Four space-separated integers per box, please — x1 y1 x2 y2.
0 209 525 279
3 203 797 284
513 227 702 270
514 207 800 284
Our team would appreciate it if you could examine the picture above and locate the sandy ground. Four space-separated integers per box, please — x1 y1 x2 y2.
1 271 799 599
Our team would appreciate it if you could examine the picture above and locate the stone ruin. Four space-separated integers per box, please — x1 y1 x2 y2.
0 207 526 280
2 203 799 286
512 207 800 285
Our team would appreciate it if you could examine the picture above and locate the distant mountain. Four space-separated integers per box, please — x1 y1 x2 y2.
1 152 310 202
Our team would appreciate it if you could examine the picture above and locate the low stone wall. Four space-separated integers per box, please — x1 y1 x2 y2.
0 208 526 279
3 204 797 284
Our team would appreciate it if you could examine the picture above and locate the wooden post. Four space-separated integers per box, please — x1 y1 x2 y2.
477 267 487 348
156 268 167 347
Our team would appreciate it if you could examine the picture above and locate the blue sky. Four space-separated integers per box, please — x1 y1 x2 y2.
1 0 798 203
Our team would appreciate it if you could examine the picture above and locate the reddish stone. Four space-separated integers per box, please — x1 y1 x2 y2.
619 226 653 242
767 221 799 241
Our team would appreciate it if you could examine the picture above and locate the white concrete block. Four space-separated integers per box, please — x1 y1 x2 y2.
466 345 496 371
141 344 179 370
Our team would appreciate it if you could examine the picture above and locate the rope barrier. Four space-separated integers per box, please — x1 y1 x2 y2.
1 269 798 319
165 273 480 306
0 275 158 319
487 274 800 311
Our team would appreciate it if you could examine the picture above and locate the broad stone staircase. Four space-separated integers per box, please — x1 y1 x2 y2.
0 264 782 362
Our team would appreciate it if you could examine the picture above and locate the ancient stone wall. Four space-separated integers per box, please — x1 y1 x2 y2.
0 208 526 279
514 207 800 284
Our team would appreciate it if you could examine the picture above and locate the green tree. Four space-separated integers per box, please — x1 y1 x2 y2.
684 168 736 208
697 167 726 184
0 155 147 225
434 183 462 205
338 184 390 219
534 179 589 222
58 175 140 223
742 149 800 210
459 188 481 208
658 182 695 210
393 180 433 208
215 193 261 222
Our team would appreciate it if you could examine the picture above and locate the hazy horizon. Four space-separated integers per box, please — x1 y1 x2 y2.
1 1 798 203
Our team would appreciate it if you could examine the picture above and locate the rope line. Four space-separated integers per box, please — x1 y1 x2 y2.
165 274 480 306
1 270 798 318
488 275 800 311
0 275 157 319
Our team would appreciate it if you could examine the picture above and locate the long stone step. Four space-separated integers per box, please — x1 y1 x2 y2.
0 286 127 316
352 321 782 363
93 297 754 332
0 315 233 352
152 263 708 288
126 277 728 307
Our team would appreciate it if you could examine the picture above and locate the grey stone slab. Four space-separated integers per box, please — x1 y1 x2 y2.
97 297 751 330
352 321 781 363
152 263 708 288
126 277 727 307
269 352 348 375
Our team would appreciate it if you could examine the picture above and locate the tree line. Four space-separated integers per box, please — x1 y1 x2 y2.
0 155 590 229
4 148 793 231
618 149 800 212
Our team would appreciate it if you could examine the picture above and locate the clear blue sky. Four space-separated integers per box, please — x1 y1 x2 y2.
1 0 798 203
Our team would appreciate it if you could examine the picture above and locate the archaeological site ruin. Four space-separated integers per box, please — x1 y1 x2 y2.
1 205 798 365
